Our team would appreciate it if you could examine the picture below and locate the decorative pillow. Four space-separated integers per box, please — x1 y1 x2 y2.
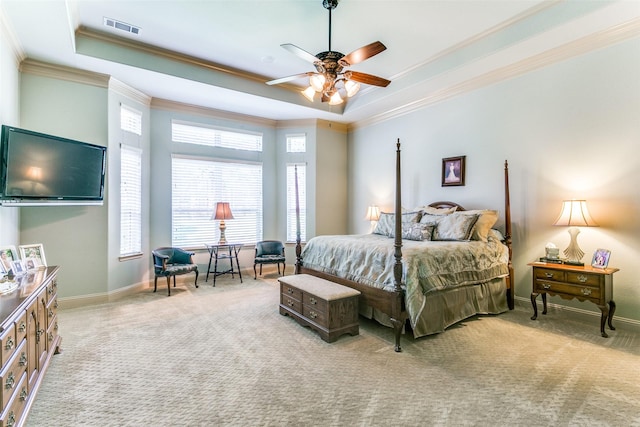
419 213 445 225
488 228 505 242
401 223 434 241
413 205 457 216
432 213 479 241
456 210 499 242
373 211 421 237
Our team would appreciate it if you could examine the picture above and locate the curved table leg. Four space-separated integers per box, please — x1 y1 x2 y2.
530 292 539 320
608 300 616 331
598 304 610 338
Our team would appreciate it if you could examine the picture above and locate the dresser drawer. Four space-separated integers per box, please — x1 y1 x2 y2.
280 284 302 302
0 325 16 368
0 339 27 412
535 280 601 302
302 304 327 327
47 316 59 354
281 294 302 313
14 313 27 347
303 293 328 313
46 295 58 326
46 277 58 304
0 371 27 427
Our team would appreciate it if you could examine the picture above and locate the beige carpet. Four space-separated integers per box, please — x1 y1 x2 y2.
25 273 640 426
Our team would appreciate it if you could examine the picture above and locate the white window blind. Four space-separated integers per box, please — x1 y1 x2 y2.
120 145 142 256
172 122 262 152
287 163 306 243
286 134 306 153
120 105 142 136
172 156 263 247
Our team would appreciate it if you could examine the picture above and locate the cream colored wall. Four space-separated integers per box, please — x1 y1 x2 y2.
348 38 640 324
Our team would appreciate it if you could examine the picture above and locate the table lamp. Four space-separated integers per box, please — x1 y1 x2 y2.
365 205 380 233
212 202 234 244
553 199 597 265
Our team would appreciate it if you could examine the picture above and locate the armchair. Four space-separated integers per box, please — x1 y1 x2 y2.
254 240 286 279
152 247 199 296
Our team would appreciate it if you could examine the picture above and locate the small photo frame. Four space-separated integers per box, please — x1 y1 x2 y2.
442 156 466 187
19 244 47 269
11 259 25 276
0 246 19 274
591 248 611 269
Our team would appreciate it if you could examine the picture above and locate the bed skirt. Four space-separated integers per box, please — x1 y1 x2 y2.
360 277 508 338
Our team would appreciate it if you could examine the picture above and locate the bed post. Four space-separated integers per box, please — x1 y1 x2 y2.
504 160 514 310
390 138 406 352
294 165 302 274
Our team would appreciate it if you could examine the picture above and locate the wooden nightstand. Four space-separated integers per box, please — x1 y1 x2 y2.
528 262 619 337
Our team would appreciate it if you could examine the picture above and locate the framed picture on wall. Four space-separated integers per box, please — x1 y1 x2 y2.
19 244 47 269
442 156 466 187
591 248 611 269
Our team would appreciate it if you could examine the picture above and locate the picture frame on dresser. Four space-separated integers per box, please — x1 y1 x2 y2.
19 243 47 268
0 245 19 274
591 248 611 269
442 156 466 186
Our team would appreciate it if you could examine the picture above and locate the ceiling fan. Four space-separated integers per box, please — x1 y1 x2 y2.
266 0 391 105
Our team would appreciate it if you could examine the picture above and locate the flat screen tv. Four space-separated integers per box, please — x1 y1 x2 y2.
0 125 106 206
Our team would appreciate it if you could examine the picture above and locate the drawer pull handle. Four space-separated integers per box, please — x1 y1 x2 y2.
310 297 317 305
309 311 318 319
287 300 294 307
6 412 15 427
287 288 294 294
5 372 15 390
544 272 554 279
4 336 14 351
542 283 551 290
581 288 592 296
18 322 26 333
577 275 588 283
19 387 27 401
19 352 27 367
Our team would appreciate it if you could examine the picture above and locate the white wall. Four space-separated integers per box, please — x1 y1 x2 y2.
348 38 640 323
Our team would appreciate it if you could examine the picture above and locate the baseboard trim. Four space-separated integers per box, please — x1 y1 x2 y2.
514 296 640 333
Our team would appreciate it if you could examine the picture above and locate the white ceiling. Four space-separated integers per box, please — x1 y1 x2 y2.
2 0 639 124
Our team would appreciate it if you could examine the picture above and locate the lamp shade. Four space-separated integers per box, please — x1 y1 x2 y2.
212 202 234 220
365 205 380 222
553 200 598 227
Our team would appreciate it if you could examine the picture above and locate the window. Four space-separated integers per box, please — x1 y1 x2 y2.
120 145 142 257
286 133 307 242
287 163 306 242
172 156 263 247
120 105 142 136
172 121 262 151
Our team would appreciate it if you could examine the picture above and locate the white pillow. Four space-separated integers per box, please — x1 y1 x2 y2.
373 211 421 237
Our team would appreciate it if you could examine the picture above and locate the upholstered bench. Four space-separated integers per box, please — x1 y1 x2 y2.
278 274 360 343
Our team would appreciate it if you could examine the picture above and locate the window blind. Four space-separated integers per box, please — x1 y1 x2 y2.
120 105 142 136
120 145 142 256
172 121 262 152
172 156 263 247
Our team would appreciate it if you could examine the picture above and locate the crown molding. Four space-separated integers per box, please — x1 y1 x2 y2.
109 78 151 106
0 7 25 63
20 58 110 88
351 18 640 131
151 98 277 128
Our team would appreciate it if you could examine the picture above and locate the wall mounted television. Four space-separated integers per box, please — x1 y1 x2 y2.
0 125 107 206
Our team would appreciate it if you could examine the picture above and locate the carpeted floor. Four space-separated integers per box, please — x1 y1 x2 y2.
25 273 640 426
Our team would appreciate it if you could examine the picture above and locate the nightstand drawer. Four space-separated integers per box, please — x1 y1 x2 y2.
566 272 601 287
534 268 565 282
535 280 601 301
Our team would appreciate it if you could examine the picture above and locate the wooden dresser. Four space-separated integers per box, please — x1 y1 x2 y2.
279 274 360 343
529 261 618 337
0 266 61 427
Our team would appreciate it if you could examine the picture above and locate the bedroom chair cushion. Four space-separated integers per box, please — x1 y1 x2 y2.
373 211 421 237
430 213 480 241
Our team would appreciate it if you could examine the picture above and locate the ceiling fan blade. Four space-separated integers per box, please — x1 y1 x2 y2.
339 41 387 66
345 71 391 87
281 43 321 65
266 72 314 86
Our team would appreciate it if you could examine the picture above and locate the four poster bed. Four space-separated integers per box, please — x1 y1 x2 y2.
294 140 514 352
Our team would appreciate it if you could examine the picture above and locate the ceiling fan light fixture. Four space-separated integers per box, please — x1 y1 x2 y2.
309 74 326 92
345 79 361 97
328 90 343 105
301 86 316 102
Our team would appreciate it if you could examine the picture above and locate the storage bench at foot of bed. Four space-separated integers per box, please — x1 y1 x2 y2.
278 274 360 343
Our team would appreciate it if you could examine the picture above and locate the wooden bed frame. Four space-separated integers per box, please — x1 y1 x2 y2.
294 139 514 352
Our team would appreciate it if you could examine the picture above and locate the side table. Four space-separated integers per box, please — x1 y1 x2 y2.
528 261 619 337
205 243 243 286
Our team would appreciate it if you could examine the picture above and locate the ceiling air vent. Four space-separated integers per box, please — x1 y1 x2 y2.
103 17 141 35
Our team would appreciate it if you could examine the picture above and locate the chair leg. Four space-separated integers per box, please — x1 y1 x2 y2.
254 263 257 280
194 269 199 288
154 276 158 292
277 263 281 275
173 276 177 287
166 276 171 296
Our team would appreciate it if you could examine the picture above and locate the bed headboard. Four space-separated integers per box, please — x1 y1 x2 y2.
428 201 466 211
